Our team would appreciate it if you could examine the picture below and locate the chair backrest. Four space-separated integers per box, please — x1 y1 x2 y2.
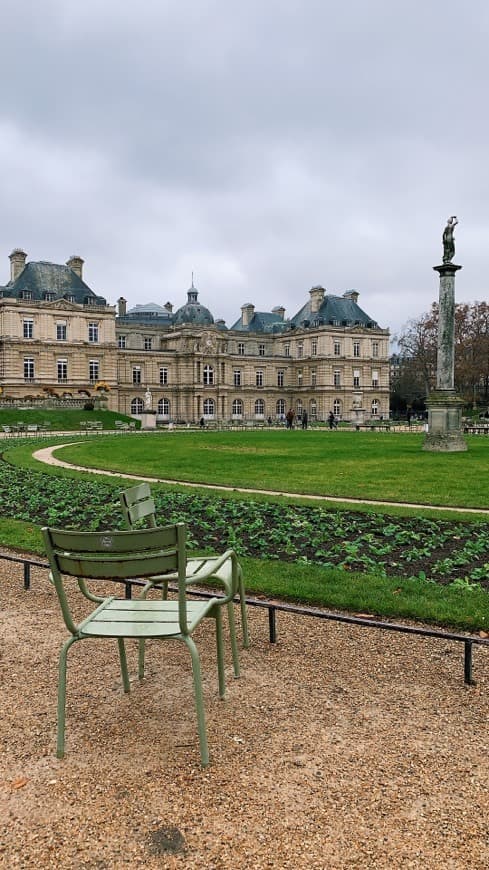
119 483 157 529
42 524 190 635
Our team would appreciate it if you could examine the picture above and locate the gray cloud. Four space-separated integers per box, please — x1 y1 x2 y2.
1 0 488 335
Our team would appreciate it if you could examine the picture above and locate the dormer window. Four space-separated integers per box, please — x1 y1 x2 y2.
65 294 75 304
21 290 32 300
43 292 55 302
84 296 95 305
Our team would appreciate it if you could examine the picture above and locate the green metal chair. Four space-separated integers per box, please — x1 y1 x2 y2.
119 483 250 678
43 523 238 767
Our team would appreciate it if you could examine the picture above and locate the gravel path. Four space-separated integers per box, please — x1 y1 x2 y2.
1 557 489 869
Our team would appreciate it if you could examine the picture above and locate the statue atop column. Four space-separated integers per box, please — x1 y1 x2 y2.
442 215 458 263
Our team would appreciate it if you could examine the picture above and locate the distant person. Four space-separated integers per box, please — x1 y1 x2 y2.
285 408 295 429
199 416 205 429
267 416 273 426
301 410 308 430
328 411 335 430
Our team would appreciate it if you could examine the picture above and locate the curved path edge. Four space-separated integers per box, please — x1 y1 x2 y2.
32 442 489 516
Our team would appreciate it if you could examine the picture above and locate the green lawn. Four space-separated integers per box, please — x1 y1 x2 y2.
52 430 489 509
0 408 138 430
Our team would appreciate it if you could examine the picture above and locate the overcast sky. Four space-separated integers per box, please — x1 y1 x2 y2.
1 0 488 338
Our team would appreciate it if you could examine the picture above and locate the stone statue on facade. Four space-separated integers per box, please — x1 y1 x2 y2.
144 388 152 410
442 216 458 264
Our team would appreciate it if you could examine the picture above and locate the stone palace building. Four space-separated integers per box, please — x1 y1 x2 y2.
0 249 390 423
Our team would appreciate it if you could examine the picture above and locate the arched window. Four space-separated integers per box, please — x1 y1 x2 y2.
203 365 214 385
333 399 341 417
232 399 243 417
310 400 317 420
254 399 265 417
203 398 215 417
131 398 144 414
276 399 285 417
371 399 379 416
158 398 170 416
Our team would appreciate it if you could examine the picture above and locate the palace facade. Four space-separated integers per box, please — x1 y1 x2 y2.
0 249 390 423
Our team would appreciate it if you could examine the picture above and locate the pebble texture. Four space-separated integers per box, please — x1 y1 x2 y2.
1 558 488 869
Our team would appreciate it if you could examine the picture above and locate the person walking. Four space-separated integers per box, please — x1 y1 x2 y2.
286 408 295 429
301 410 308 430
328 411 335 430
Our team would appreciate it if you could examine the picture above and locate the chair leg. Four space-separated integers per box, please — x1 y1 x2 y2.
117 638 130 692
138 640 146 680
227 601 240 678
216 608 226 699
57 636 77 759
238 566 250 648
183 636 209 768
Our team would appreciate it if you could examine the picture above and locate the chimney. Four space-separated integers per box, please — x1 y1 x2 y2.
164 301 173 313
118 297 127 316
66 255 84 279
9 248 27 282
272 305 286 320
343 289 359 303
241 303 255 327
309 286 325 314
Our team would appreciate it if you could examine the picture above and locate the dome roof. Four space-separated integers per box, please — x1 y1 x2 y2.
173 285 214 326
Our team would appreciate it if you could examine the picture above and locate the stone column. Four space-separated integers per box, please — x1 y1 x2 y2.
423 262 467 452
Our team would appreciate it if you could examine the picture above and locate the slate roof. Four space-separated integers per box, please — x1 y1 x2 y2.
290 293 379 329
230 311 289 333
0 261 107 305
118 302 173 325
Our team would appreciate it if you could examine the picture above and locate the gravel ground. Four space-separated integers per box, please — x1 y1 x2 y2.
1 556 489 869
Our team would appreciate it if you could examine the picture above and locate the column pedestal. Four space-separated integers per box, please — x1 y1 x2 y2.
141 412 156 430
423 390 467 452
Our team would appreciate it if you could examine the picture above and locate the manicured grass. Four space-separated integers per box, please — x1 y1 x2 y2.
52 429 489 509
0 408 138 430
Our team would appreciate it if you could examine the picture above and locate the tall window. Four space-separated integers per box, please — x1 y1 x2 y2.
23 319 33 339
159 367 168 385
238 343 245 356
56 322 67 341
234 369 241 387
118 335 126 349
203 398 215 416
372 370 379 388
254 399 265 416
232 399 243 417
57 359 68 383
372 340 379 358
276 399 285 417
310 400 317 420
256 369 263 387
334 340 341 356
132 366 141 385
371 399 379 416
131 398 144 414
157 398 170 416
296 400 303 417
277 369 284 387
297 342 304 358
311 368 317 386
284 343 290 357
24 358 34 381
203 365 214 385
258 343 265 357
353 340 360 358
297 369 303 386
144 337 152 351
89 360 99 382
333 370 341 387
88 322 99 343
311 339 317 356
353 369 360 388
333 399 341 416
